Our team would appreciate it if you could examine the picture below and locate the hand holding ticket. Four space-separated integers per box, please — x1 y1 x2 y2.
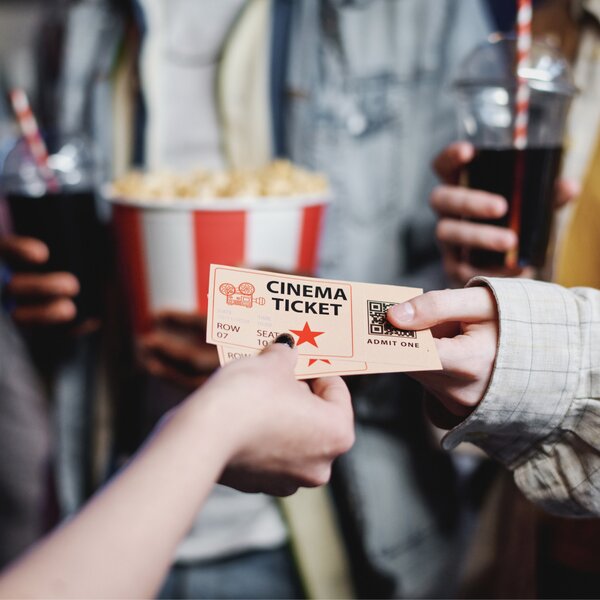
207 265 441 378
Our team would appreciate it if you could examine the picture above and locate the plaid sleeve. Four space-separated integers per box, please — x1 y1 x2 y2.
443 277 600 517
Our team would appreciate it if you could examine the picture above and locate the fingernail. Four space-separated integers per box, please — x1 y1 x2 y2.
64 276 80 295
274 333 295 349
61 301 77 320
389 302 415 323
29 241 49 263
493 199 508 217
504 230 518 249
461 143 475 161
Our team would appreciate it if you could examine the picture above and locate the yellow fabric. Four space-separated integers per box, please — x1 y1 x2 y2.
280 488 356 600
218 0 273 169
111 33 136 178
556 134 600 287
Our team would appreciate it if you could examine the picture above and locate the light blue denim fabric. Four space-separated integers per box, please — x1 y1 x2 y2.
284 2 493 597
286 0 491 287
53 334 101 516
159 545 304 600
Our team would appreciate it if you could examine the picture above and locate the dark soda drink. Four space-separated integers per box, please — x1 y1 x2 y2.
7 190 108 322
464 146 563 268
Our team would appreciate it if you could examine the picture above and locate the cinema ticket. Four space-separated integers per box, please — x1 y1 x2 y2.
207 265 441 376
216 345 424 379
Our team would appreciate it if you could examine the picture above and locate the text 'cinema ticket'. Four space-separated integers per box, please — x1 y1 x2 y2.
207 265 441 378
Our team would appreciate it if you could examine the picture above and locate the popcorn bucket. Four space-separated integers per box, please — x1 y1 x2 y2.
107 191 329 333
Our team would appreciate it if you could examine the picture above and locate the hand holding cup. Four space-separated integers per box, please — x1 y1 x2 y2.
137 310 220 390
431 142 579 286
0 234 80 326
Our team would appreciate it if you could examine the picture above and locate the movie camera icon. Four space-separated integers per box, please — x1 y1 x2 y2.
219 282 266 309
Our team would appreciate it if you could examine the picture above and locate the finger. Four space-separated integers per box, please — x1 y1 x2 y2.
12 299 77 325
387 287 497 330
140 331 219 372
0 236 49 265
519 266 535 279
220 470 300 497
259 336 298 374
423 394 468 430
430 319 461 340
443 252 527 286
152 310 206 331
434 335 496 407
406 370 473 415
442 251 477 287
296 380 311 393
310 376 351 407
430 185 507 219
440 244 474 287
6 272 80 299
304 464 333 488
432 141 475 184
452 260 494 286
555 178 580 208
433 336 478 373
71 318 102 336
436 219 517 252
408 354 486 414
144 357 209 390
269 484 301 497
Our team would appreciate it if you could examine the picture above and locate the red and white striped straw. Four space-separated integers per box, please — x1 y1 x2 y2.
506 0 533 269
514 0 532 149
9 88 60 192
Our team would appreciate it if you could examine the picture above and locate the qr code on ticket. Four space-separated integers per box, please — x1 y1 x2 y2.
367 301 416 338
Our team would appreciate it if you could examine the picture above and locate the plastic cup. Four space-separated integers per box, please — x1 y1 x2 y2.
453 35 576 268
2 135 107 322
106 190 330 333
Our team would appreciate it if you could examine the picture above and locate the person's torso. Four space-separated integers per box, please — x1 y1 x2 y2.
284 0 490 284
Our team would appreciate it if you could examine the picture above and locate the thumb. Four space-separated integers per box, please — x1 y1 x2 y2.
0 236 49 265
259 333 298 373
555 178 580 208
386 287 497 331
432 141 474 184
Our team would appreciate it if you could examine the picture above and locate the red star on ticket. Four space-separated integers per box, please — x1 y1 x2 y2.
290 322 325 348
308 359 331 367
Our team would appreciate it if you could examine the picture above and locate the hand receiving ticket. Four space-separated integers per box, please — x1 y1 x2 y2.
207 265 441 378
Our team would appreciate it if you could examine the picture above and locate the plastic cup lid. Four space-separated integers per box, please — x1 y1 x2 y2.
453 34 577 96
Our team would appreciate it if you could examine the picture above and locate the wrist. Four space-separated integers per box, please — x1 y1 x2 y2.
173 385 246 469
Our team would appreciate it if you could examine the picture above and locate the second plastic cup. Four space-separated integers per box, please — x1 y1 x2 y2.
453 35 576 269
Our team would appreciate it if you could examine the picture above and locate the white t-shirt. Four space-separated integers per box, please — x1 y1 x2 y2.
137 0 287 562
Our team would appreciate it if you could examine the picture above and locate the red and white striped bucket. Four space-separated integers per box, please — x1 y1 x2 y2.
107 191 329 333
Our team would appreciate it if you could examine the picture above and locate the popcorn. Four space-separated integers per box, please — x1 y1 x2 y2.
111 160 328 201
